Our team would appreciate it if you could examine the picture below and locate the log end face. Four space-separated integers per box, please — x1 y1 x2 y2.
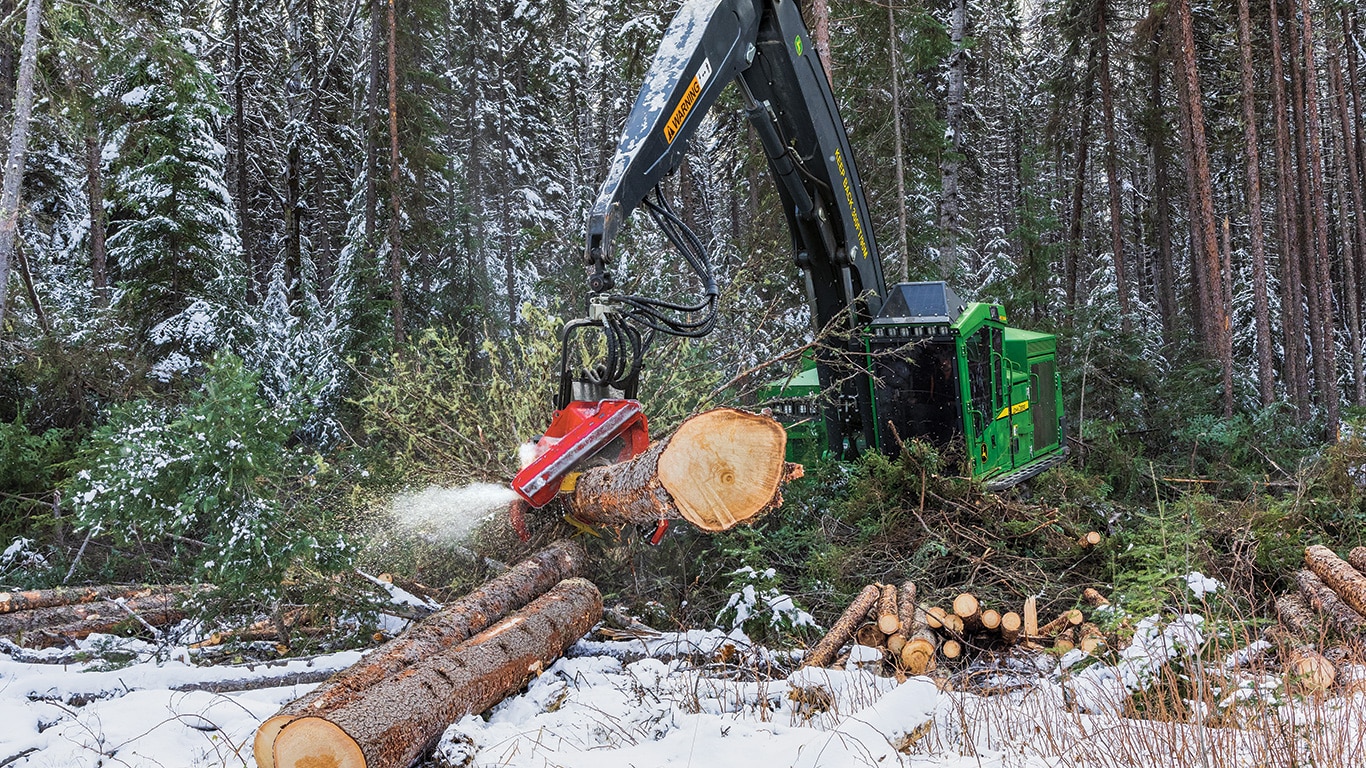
255 715 296 768
659 409 790 532
275 717 365 768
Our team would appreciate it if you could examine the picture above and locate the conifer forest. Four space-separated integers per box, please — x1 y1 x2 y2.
5 0 1366 762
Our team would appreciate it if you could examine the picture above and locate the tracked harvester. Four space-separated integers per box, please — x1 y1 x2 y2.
513 0 1067 518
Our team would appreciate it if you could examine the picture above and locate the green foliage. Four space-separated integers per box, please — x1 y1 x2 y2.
0 417 72 543
69 354 352 610
714 565 819 644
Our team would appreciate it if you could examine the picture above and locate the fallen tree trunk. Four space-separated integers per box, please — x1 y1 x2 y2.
877 584 900 634
255 540 584 768
568 408 803 532
1348 546 1366 575
1276 593 1320 637
0 584 192 614
1295 569 1366 637
802 584 880 668
0 592 191 647
1305 545 1366 617
272 577 602 768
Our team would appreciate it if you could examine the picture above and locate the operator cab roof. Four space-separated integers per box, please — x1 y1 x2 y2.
873 282 967 325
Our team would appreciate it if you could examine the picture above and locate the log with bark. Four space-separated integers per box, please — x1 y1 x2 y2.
255 540 584 768
1294 569 1366 637
1078 623 1106 654
0 584 193 615
1077 531 1102 548
1053 628 1076 654
952 593 981 632
568 408 803 532
0 592 192 647
1348 546 1366 575
899 607 940 675
887 580 917 656
940 638 962 660
855 622 886 648
1305 545 1366 617
802 584 881 668
271 577 601 768
1082 588 1110 608
1035 609 1084 639
877 584 900 634
1276 593 1321 637
999 611 1022 644
980 609 1001 633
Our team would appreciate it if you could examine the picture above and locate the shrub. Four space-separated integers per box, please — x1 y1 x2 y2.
69 353 353 614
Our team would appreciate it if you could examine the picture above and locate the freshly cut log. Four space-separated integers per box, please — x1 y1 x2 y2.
1306 545 1366 617
899 607 940 675
1082 588 1110 607
255 541 583 768
1053 628 1075 654
1023 597 1038 638
1036 609 1084 638
0 592 190 647
0 584 191 615
877 584 900 634
1276 593 1320 637
924 607 947 630
1078 623 1106 654
953 593 981 632
568 408 802 532
1287 648 1336 694
1348 546 1366 574
802 584 881 668
887 580 917 655
940 639 962 659
1295 569 1366 636
272 578 601 768
1000 611 1022 643
1077 531 1102 548
980 609 1001 632
941 613 964 635
854 622 885 648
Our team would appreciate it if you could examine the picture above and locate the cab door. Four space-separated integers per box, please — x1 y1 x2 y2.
962 324 1011 478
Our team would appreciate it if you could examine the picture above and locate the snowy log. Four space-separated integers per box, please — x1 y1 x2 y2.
0 592 191 647
254 540 584 768
1305 545 1366 617
567 408 802 533
271 577 601 768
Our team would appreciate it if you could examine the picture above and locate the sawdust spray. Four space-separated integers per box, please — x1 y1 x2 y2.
388 483 519 545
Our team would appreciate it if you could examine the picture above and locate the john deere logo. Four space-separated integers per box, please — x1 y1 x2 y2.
795 36 803 55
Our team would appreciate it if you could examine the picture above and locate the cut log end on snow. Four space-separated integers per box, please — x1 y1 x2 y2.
569 408 801 533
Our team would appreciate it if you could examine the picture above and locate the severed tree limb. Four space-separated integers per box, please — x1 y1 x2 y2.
802 584 880 668
272 578 602 768
254 541 583 768
568 408 802 532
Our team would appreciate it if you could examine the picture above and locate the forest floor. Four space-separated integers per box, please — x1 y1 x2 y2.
3 599 1363 768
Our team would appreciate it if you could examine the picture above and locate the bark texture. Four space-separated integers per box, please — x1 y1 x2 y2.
802 584 880 668
1294 569 1365 637
0 593 188 647
0 0 42 327
255 541 583 768
0 584 190 615
1305 545 1366 617
272 578 601 768
568 408 800 532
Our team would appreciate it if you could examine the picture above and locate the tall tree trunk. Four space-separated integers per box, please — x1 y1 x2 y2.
1147 35 1178 344
1066 49 1097 317
940 0 967 278
811 0 833 87
889 2 909 283
1097 1 1131 333
1270 0 1311 417
364 0 382 271
1237 0 1275 406
1344 10 1366 332
0 0 43 330
1297 0 1340 435
1174 0 1231 412
1329 24 1366 406
85 114 107 308
387 0 404 345
230 0 255 305
1289 29 1326 419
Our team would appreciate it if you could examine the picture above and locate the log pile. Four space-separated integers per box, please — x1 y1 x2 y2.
1274 545 1366 647
802 581 1119 676
259 541 601 768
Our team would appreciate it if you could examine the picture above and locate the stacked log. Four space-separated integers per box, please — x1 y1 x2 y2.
1279 546 1366 647
803 582 1119 675
256 541 586 768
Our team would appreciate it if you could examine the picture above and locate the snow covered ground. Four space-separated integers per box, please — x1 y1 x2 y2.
2 618 1363 767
